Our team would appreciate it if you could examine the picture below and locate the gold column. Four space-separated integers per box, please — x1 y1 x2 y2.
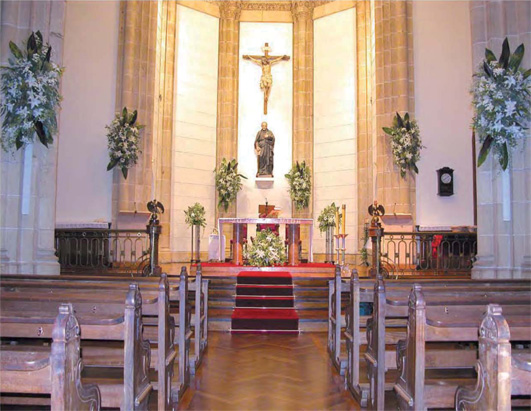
374 0 415 217
292 1 314 256
113 1 158 223
356 1 376 244
216 1 241 222
153 1 177 261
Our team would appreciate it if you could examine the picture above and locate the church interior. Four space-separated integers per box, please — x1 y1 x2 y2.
0 0 530 409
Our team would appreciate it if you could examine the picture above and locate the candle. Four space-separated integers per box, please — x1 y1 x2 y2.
335 208 340 234
342 204 346 235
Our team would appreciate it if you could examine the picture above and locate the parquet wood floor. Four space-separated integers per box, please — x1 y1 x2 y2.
178 332 360 411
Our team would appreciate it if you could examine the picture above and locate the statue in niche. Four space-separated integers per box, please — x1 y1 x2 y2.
254 122 275 177
243 43 290 114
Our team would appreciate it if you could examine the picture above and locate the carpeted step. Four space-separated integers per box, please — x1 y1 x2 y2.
236 284 294 296
237 271 293 285
231 308 299 331
235 295 294 308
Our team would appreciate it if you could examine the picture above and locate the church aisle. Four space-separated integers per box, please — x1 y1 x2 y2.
178 332 360 410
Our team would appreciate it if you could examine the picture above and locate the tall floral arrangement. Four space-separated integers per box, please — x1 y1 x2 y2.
0 31 63 151
285 161 311 210
472 38 530 171
245 229 287 267
215 158 247 211
184 202 206 227
317 203 341 233
383 113 423 178
106 107 143 179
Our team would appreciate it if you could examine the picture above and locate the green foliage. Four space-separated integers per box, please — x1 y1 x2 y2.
245 229 287 267
317 202 340 233
215 158 247 211
285 161 311 210
472 38 530 171
382 112 423 178
184 202 207 227
1 31 63 151
106 107 143 179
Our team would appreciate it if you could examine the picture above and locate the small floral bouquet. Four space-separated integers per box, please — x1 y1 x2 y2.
472 38 530 170
285 161 311 210
383 112 423 178
0 31 63 151
245 229 286 267
106 107 143 179
317 202 341 233
184 202 206 227
215 158 247 211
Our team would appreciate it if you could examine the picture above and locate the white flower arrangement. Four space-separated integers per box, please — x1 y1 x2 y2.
0 31 63 152
215 158 247 211
472 38 530 170
383 112 423 178
317 202 340 233
106 107 143 179
285 161 311 210
245 229 286 267
184 202 206 227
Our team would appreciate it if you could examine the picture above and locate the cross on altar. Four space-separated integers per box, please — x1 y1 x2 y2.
243 43 290 114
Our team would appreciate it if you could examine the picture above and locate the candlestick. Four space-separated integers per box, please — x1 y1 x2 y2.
335 208 340 234
341 204 346 235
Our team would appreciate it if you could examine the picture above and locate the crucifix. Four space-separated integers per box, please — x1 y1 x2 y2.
243 43 290 114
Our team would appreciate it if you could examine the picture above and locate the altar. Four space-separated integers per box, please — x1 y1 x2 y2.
218 218 314 265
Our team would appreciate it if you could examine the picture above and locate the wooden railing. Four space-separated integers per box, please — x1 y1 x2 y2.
55 228 150 274
374 230 477 277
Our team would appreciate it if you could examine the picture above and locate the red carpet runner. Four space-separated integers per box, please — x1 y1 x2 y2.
231 271 299 333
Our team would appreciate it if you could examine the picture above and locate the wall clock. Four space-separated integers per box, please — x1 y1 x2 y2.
437 167 454 197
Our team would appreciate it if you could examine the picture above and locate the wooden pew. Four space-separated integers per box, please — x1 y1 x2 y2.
342 273 531 407
1 266 209 374
393 285 530 410
364 278 530 410
0 283 153 409
328 265 350 374
455 304 531 410
0 272 189 410
0 303 101 410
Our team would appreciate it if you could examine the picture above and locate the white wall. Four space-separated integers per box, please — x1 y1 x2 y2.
413 1 475 227
314 8 357 253
237 23 293 224
171 5 219 252
56 1 119 224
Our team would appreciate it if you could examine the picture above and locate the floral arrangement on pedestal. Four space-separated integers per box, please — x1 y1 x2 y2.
383 112 423 178
0 31 63 152
215 158 247 212
472 38 530 170
317 202 341 233
245 229 287 267
285 161 311 210
184 202 206 228
106 107 143 179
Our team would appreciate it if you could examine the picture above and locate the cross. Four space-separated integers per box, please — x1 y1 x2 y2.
243 43 290 114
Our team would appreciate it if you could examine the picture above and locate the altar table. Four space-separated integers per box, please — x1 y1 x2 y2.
218 218 314 265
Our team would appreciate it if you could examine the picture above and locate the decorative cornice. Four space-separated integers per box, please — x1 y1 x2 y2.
210 0 333 13
218 1 242 19
241 2 293 11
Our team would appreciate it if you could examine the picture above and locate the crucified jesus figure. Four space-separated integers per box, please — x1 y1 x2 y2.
243 43 290 114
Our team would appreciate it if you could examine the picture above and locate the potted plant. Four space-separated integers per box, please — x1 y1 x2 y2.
244 229 287 267
215 158 247 212
184 202 207 262
318 203 341 263
285 161 311 210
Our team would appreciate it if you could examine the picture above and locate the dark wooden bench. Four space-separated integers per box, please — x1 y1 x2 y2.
341 272 530 407
0 272 189 410
0 283 152 409
1 265 208 374
0 303 101 410
455 303 531 410
393 284 530 410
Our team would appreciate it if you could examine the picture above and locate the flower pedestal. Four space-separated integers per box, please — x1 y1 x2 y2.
287 224 301 266
325 226 335 264
191 224 201 263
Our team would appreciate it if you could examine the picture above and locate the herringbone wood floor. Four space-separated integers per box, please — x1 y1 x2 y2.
178 332 360 411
